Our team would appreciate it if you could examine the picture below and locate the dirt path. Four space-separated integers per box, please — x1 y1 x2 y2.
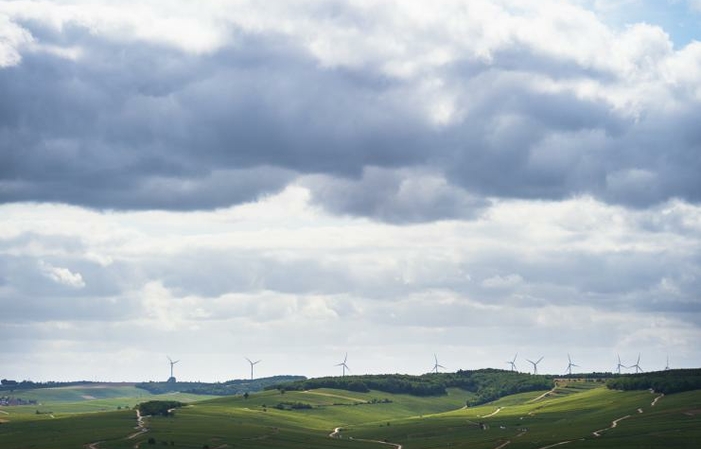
351 437 402 449
537 441 572 449
592 415 630 437
494 441 511 449
0 410 9 415
127 409 148 439
88 409 147 449
651 394 664 407
305 391 367 403
528 387 558 403
330 427 402 449
482 407 502 418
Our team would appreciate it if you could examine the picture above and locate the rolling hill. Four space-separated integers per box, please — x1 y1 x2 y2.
1 370 699 448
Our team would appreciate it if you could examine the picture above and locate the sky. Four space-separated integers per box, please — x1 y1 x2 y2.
1 0 701 382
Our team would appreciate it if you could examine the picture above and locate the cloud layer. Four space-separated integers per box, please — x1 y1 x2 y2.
1 0 700 221
1 0 700 381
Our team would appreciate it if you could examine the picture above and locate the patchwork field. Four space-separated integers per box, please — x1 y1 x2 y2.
1 381 699 448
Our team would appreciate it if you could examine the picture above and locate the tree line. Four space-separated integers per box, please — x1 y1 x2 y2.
269 369 554 406
137 400 184 417
135 375 306 395
606 369 701 394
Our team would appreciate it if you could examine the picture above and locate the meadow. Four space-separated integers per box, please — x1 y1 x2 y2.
1 379 699 448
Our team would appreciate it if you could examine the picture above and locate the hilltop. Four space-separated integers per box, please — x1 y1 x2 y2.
272 369 554 405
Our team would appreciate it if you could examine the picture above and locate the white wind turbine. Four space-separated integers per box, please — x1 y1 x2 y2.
336 353 350 377
565 354 579 375
506 353 518 372
526 356 544 375
432 354 446 374
167 356 179 381
630 353 643 374
245 357 261 380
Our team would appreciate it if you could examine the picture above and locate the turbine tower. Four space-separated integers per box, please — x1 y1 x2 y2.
432 354 446 374
245 357 261 380
565 354 579 375
335 353 350 377
167 356 179 382
526 356 543 375
630 353 643 373
616 354 626 374
665 355 670 371
506 353 518 372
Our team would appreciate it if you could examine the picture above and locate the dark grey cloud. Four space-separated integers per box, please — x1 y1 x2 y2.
304 168 489 223
1 8 700 223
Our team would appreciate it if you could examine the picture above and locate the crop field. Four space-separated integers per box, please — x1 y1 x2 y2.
1 381 699 448
0 385 216 419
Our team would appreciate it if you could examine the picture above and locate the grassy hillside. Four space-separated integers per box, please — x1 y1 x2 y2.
1 377 700 448
276 369 554 405
0 384 216 420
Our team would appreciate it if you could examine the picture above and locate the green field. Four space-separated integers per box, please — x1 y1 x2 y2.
1 381 700 448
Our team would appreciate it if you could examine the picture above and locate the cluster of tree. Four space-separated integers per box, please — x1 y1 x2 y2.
137 400 185 417
0 379 96 391
461 370 554 405
135 375 305 396
273 401 313 410
606 369 701 394
270 369 553 405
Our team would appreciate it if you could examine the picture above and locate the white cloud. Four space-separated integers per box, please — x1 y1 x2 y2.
482 274 524 289
38 260 86 288
0 14 33 67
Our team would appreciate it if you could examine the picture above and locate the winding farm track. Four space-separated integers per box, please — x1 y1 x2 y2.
482 407 502 418
305 390 368 403
528 386 558 403
87 409 148 449
651 393 664 406
352 437 402 449
592 415 631 437
537 441 573 449
330 427 402 449
127 409 148 439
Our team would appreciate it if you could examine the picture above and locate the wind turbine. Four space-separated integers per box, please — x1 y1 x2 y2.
565 354 579 375
245 357 261 380
665 355 670 371
167 356 179 381
432 354 446 374
616 354 626 374
335 353 350 377
630 353 643 373
526 356 543 375
506 353 518 372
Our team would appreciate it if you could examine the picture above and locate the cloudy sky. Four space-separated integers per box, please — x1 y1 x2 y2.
2 0 701 382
